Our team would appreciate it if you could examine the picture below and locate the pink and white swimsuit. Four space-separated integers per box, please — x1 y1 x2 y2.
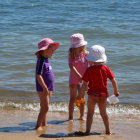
68 52 88 85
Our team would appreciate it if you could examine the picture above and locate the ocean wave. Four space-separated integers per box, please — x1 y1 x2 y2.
0 101 140 116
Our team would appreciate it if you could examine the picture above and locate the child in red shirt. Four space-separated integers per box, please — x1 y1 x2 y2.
77 45 119 135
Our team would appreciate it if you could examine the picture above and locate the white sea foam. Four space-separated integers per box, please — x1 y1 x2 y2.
107 104 140 115
0 101 140 116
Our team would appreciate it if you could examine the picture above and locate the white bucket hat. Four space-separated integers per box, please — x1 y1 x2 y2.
70 33 88 48
86 45 107 63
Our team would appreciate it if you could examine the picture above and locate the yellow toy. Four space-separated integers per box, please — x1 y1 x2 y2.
75 98 85 107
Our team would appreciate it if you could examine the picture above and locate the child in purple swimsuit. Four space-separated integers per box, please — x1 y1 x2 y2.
35 38 59 131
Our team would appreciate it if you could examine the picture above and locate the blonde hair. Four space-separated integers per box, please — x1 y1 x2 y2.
69 47 87 59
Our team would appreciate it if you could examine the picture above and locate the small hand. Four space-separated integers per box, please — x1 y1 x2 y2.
43 87 49 95
49 91 52 96
77 74 82 82
78 77 82 82
115 92 119 97
76 95 80 100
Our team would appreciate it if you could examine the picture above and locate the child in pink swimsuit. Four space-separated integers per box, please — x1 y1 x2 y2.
68 33 88 121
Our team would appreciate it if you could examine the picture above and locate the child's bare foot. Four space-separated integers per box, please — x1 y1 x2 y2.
36 126 43 131
79 117 86 121
42 124 49 127
68 119 73 122
106 131 112 135
68 117 73 122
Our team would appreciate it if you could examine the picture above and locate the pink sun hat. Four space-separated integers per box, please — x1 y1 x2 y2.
70 33 88 48
35 38 60 55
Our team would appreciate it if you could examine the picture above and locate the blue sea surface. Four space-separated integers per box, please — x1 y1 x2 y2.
0 0 140 114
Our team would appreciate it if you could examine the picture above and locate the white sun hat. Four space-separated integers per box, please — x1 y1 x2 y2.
70 33 88 48
86 45 107 63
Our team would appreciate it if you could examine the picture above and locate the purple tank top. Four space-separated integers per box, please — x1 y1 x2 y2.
35 55 54 92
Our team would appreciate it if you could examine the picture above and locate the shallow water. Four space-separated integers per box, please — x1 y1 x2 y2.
0 0 140 116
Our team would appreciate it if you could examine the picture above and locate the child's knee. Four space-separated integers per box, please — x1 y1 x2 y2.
100 113 108 120
87 112 94 119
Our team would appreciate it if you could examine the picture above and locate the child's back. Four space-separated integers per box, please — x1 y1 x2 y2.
77 45 119 134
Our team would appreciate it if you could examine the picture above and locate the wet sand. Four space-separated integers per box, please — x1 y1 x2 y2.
0 109 140 140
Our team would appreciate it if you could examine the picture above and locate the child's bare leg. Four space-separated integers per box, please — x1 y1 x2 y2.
86 96 96 134
79 103 85 120
36 92 49 130
42 114 47 126
36 110 46 130
98 97 111 134
42 111 49 127
68 85 78 120
78 85 85 120
42 93 51 127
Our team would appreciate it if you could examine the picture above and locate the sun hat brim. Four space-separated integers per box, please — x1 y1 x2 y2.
35 42 59 55
86 53 107 63
70 41 87 48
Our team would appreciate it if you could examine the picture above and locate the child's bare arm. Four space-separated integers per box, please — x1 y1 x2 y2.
77 81 88 99
36 74 49 95
111 78 119 97
69 64 82 82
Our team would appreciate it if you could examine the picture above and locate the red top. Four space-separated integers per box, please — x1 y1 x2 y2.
82 65 115 97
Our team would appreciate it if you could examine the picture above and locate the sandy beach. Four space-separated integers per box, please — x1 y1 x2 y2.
0 0 140 139
0 109 140 140
0 133 134 140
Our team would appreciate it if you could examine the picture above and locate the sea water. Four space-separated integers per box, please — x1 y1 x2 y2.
0 0 140 116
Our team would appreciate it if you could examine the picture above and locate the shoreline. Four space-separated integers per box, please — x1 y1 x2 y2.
0 109 140 140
